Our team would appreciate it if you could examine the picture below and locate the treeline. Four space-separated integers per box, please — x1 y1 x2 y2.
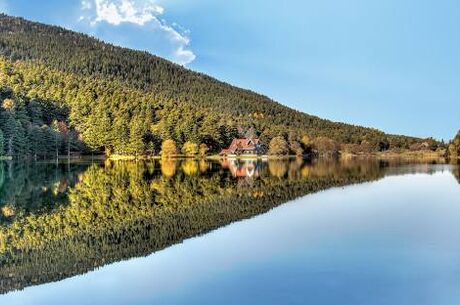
0 14 437 157
0 57 431 158
0 86 86 158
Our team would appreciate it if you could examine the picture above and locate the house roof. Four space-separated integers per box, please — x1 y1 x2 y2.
220 138 261 155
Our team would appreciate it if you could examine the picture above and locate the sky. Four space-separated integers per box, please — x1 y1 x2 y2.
0 0 459 140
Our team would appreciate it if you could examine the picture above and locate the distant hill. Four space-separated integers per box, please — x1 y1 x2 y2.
0 14 434 157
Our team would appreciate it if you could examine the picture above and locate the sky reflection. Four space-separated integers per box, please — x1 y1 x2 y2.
2 167 459 305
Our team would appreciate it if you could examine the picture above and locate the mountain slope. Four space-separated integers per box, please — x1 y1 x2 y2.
0 14 430 157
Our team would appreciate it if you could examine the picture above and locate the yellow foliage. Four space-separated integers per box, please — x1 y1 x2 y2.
268 161 288 177
1 205 15 217
161 139 177 158
1 98 14 110
182 160 198 176
161 159 177 177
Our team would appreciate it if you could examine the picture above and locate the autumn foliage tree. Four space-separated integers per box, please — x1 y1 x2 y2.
181 141 198 157
161 139 177 158
268 136 290 156
199 144 209 157
312 137 340 157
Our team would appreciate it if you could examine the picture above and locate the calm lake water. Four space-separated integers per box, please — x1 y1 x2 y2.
0 158 459 305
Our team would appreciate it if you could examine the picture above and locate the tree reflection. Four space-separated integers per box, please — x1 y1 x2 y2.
268 160 288 178
452 167 460 184
0 158 451 294
161 159 177 177
182 160 199 176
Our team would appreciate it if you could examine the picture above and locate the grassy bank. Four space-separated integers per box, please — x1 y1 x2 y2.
102 150 448 162
109 154 303 161
340 149 446 163
376 149 446 160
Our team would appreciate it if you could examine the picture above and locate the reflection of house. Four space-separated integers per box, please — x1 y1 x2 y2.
220 159 261 178
219 138 264 157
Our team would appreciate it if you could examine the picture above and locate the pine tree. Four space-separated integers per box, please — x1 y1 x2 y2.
127 119 146 156
0 129 4 156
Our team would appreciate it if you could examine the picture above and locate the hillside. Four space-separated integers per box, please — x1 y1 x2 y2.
0 14 434 158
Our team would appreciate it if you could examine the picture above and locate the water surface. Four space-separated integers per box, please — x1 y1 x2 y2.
0 159 458 304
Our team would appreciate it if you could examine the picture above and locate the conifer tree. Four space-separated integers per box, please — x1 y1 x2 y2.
0 129 4 156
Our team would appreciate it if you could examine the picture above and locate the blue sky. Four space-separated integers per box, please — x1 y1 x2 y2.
1 0 459 140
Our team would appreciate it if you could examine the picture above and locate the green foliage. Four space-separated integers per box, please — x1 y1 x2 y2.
0 89 86 158
0 129 3 155
268 136 290 155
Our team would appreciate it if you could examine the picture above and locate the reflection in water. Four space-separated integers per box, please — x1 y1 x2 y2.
0 158 456 295
220 159 261 178
0 162 89 224
453 166 460 183
161 159 177 177
268 160 287 178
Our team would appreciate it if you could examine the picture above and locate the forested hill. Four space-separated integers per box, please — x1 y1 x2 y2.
0 14 435 158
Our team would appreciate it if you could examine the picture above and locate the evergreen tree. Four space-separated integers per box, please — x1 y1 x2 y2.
0 129 4 155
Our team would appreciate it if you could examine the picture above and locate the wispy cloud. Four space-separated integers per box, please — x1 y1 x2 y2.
80 0 195 65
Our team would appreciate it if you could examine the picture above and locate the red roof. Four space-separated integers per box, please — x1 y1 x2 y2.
220 138 261 155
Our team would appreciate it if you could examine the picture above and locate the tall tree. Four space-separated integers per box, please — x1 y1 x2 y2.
0 129 4 156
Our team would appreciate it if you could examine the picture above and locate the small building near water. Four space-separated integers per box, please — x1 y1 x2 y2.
219 138 264 158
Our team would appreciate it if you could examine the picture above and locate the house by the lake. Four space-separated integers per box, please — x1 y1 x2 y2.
219 138 264 158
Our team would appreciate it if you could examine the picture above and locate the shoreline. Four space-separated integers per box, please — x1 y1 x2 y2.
1 150 450 163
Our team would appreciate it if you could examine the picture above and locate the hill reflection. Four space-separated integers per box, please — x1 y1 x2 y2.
0 158 455 294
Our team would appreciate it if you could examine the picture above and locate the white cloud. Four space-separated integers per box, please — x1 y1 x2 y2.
174 46 196 66
80 0 195 65
92 0 163 26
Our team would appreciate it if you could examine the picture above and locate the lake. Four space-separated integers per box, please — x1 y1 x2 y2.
0 158 459 305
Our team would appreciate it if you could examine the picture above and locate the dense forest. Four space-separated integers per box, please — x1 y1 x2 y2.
0 14 440 158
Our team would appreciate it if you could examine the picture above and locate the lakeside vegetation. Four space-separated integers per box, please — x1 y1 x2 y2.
0 14 443 160
447 131 460 161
